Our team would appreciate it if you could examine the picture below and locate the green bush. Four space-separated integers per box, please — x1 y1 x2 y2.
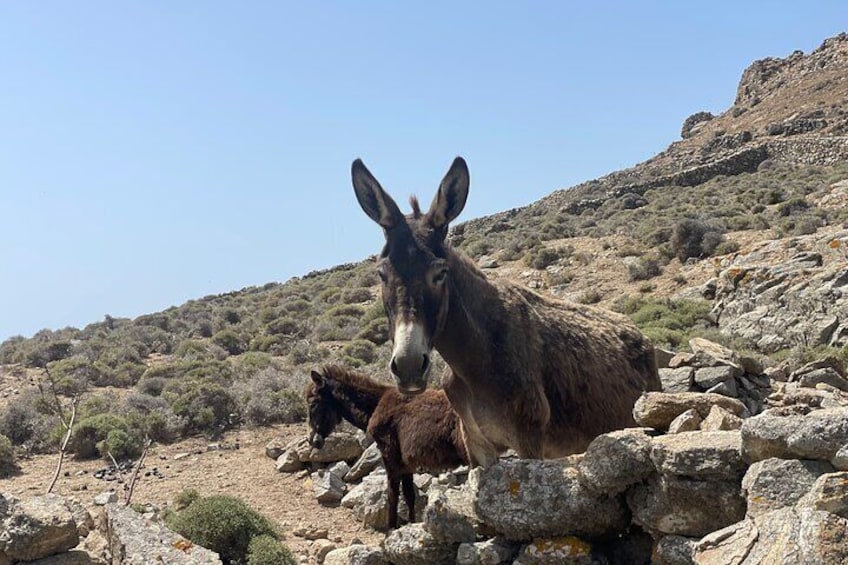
165 380 239 435
233 369 306 426
619 297 713 348
342 340 377 364
669 219 725 263
356 318 389 345
174 488 200 511
212 330 245 356
524 246 571 270
247 534 296 565
627 257 662 281
166 495 278 565
0 434 18 477
70 413 143 460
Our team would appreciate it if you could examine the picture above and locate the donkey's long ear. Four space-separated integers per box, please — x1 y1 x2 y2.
352 159 404 230
427 157 469 230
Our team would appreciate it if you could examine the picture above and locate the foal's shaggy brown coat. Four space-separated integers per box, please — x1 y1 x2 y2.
306 365 467 529
352 157 662 467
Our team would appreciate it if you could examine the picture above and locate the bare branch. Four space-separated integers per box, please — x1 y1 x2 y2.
107 452 126 485
47 396 78 494
125 438 153 507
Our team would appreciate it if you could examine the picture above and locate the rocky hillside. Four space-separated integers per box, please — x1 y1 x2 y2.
1 32 848 565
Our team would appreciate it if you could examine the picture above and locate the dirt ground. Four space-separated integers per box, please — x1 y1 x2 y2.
0 423 384 561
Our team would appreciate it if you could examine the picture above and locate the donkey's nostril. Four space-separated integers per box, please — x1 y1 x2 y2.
421 355 430 374
390 359 399 376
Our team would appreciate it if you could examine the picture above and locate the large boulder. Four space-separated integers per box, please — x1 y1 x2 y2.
105 503 221 564
627 474 746 537
473 460 628 541
741 406 848 463
422 486 478 544
381 523 457 565
455 537 519 565
742 458 834 518
0 493 80 562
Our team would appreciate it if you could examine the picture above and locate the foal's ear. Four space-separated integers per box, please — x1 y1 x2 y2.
427 156 469 230
352 159 404 231
310 370 325 388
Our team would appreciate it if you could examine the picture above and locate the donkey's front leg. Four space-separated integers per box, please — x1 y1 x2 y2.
401 474 416 523
386 473 400 530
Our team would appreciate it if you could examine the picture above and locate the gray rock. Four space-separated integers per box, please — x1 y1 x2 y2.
264 436 288 460
0 494 80 562
577 428 655 494
694 508 848 565
474 460 628 540
704 378 739 398
93 491 118 506
833 444 848 470
627 474 746 537
796 367 848 392
741 458 834 518
275 448 303 473
323 544 387 565
328 461 351 481
633 392 747 430
105 502 222 564
741 407 848 462
652 535 696 565
455 537 519 565
26 550 93 564
314 539 338 563
345 443 383 482
381 523 457 565
341 471 421 530
700 405 744 431
689 338 742 369
694 366 738 390
650 431 745 480
659 368 695 394
799 471 848 518
307 430 366 464
422 486 478 543
668 352 695 369
313 470 347 505
668 409 702 433
513 537 594 564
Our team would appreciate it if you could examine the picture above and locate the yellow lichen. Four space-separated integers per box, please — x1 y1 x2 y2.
531 535 591 556
508 480 521 497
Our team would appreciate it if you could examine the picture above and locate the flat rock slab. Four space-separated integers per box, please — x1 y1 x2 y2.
0 493 80 562
741 407 848 463
577 428 655 494
742 458 834 518
650 431 744 480
382 523 457 565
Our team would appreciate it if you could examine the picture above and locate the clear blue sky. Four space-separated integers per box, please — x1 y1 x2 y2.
0 2 845 340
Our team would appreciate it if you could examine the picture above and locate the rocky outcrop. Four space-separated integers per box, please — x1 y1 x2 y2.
0 494 80 562
105 503 221 565
712 229 848 353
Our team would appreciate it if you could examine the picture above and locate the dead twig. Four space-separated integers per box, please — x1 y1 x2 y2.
107 452 126 484
47 396 78 494
125 438 153 506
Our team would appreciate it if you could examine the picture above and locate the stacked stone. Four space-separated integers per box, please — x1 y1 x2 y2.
659 337 771 417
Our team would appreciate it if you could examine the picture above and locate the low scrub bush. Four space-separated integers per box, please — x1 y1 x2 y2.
70 413 143 460
165 379 239 435
0 434 18 477
247 534 296 565
627 257 662 281
166 494 278 565
669 219 726 263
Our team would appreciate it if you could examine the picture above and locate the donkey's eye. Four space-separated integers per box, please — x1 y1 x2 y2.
432 268 448 286
377 267 387 282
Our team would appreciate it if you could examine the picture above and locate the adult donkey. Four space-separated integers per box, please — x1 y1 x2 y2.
352 157 661 466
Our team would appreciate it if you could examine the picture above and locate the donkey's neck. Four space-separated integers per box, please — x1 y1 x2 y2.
331 380 387 432
435 249 501 374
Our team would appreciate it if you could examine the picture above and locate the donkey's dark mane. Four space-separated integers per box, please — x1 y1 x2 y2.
317 364 390 397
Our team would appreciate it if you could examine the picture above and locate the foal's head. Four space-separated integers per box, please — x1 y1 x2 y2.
352 157 469 394
306 369 342 449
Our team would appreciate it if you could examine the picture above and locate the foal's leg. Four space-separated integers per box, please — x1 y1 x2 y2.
401 474 416 523
386 473 400 530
